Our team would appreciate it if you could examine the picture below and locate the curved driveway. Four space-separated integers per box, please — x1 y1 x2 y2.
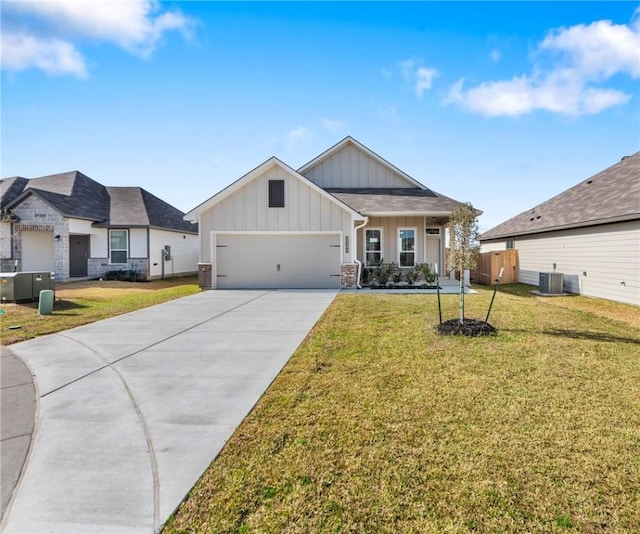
1 289 337 533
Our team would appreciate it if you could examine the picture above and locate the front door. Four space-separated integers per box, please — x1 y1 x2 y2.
70 235 89 277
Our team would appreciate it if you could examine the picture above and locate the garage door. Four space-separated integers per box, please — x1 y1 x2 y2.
216 233 341 289
22 231 55 272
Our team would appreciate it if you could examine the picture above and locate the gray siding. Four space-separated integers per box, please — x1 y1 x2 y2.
199 166 354 263
301 144 415 188
482 221 639 306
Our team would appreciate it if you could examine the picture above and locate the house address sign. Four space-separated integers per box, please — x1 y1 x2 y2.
15 224 54 232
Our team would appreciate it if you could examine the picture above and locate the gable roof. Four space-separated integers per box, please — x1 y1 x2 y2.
1 171 197 233
480 152 640 241
325 188 466 217
297 136 426 189
183 156 362 221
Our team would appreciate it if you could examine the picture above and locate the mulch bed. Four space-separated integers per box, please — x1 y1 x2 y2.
437 318 497 337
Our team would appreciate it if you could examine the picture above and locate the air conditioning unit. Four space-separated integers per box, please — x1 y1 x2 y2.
539 272 564 294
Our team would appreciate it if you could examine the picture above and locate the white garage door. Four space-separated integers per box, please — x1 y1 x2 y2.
216 233 341 289
22 231 54 272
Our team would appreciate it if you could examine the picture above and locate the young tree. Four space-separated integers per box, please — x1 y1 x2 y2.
447 202 480 324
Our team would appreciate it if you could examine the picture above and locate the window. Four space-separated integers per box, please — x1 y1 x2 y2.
365 229 382 266
110 230 128 264
269 180 285 208
399 228 415 267
506 238 515 250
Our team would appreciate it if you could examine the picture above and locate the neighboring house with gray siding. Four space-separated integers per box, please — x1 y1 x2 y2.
1 171 198 282
479 152 640 306
185 136 473 289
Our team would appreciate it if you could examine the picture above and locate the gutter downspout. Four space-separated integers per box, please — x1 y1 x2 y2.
353 217 369 289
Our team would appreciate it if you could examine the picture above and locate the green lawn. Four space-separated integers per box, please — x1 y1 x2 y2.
1 276 200 345
165 285 640 533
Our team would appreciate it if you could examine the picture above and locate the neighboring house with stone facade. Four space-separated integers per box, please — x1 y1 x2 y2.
185 136 472 289
1 171 198 282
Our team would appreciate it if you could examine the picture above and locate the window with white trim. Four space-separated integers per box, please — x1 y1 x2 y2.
365 228 382 266
399 228 415 267
110 230 128 264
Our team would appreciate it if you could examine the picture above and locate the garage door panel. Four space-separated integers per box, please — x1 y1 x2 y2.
216 234 341 289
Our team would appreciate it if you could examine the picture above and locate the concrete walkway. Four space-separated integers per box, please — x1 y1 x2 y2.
0 289 337 533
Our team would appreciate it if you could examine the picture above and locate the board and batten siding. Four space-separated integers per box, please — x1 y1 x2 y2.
481 221 640 306
198 166 354 263
301 144 415 189
358 216 428 266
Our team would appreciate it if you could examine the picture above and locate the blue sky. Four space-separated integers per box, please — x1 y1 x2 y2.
2 1 639 231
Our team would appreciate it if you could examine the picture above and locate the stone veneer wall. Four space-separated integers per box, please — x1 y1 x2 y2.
198 262 213 289
5 197 68 279
88 258 150 280
341 263 358 289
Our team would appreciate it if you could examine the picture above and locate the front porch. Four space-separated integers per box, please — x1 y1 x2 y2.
342 277 476 294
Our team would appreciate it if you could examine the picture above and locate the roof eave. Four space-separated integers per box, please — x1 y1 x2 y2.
185 157 362 221
479 213 640 241
362 210 455 217
5 190 102 222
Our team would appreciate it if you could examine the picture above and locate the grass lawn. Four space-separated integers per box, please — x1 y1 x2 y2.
1 276 200 345
165 285 640 533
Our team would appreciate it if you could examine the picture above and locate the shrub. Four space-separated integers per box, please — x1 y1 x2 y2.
104 269 141 282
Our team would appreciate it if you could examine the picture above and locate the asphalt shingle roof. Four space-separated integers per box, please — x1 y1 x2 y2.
1 171 197 233
103 187 197 232
0 177 29 207
325 188 466 215
479 152 640 241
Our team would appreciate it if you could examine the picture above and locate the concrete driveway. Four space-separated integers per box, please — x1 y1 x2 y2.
1 289 337 533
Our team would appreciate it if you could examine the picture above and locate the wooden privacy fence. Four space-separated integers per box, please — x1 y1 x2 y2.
471 250 519 285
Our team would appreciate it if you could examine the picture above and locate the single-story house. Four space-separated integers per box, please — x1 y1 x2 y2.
185 136 473 289
479 152 640 306
1 171 199 282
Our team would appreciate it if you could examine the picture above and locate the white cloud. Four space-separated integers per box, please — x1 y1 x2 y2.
415 67 438 97
447 15 639 117
446 75 630 117
540 19 640 80
490 49 501 63
321 119 346 133
1 32 87 77
399 57 438 97
1 0 193 76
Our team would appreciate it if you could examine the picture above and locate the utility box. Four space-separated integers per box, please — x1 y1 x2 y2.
0 273 34 302
539 272 564 294
0 271 56 302
33 272 55 295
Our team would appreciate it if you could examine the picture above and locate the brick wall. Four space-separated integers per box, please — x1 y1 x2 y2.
341 263 358 289
198 262 213 289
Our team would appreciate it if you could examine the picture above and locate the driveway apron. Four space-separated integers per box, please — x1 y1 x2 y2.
1 289 337 533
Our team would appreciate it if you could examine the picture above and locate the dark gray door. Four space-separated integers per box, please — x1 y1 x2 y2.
70 235 89 277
